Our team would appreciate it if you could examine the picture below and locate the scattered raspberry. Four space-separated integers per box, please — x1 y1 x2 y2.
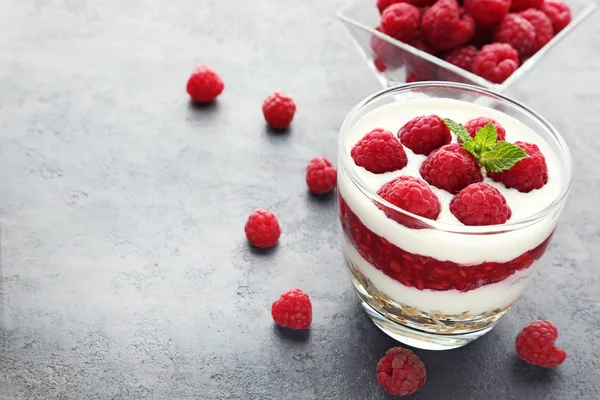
377 0 436 12
516 320 567 368
420 144 483 194
421 0 476 51
306 156 337 195
541 0 571 33
488 141 548 192
398 115 452 155
377 347 427 396
443 45 479 72
371 26 405 71
450 182 512 225
186 65 224 103
377 176 441 226
493 14 536 57
472 43 519 83
520 9 554 56
381 3 421 42
351 128 408 174
510 0 544 12
271 289 312 330
464 0 511 27
244 209 281 248
262 91 296 130
464 117 507 141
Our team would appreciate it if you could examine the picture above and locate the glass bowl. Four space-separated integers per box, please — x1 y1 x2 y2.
338 0 597 91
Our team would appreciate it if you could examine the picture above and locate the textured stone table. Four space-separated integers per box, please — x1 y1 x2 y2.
1 0 599 399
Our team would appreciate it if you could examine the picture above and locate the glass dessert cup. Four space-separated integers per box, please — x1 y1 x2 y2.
338 82 573 350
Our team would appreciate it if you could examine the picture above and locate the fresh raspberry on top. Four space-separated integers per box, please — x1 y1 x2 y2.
186 65 224 103
420 144 483 194
464 117 507 141
306 156 337 195
488 141 548 192
262 91 296 130
472 43 520 83
510 0 544 12
516 320 567 368
520 9 554 56
450 182 512 225
381 3 421 42
398 115 452 155
271 289 312 330
493 14 536 57
443 45 479 72
244 209 281 248
351 128 408 174
377 176 441 226
377 0 436 12
371 26 405 71
464 0 511 27
421 0 476 51
542 0 572 33
377 347 427 396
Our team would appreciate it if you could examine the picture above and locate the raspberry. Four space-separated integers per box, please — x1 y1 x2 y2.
381 3 421 42
406 72 429 82
520 9 554 56
421 0 476 51
306 156 337 195
420 144 483 194
262 91 296 129
516 321 567 368
464 0 511 27
351 129 408 174
510 0 544 12
450 182 512 225
377 0 436 12
493 14 536 57
271 289 312 330
488 141 548 192
377 347 427 396
186 65 224 103
443 45 479 72
398 115 452 155
244 209 281 248
371 26 405 71
472 43 520 83
541 0 571 33
377 176 441 226
464 117 507 141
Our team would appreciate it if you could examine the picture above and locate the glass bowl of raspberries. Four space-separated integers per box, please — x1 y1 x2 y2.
338 0 597 89
338 82 573 349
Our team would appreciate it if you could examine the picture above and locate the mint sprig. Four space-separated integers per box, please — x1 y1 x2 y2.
443 118 528 173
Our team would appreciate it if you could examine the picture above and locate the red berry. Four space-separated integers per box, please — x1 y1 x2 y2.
377 347 427 396
516 321 567 368
381 3 421 42
377 176 441 226
488 141 548 193
464 117 507 141
472 43 520 83
186 65 224 103
520 9 554 56
450 182 512 225
493 14 536 57
420 144 483 194
511 0 544 12
421 0 476 51
351 128 408 174
398 115 452 155
262 91 296 129
377 0 436 13
443 45 479 72
271 289 312 330
244 209 281 248
306 157 337 195
464 0 511 27
541 0 571 33
371 26 404 71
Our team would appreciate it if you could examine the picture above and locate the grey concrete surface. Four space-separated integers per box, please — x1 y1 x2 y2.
0 0 599 399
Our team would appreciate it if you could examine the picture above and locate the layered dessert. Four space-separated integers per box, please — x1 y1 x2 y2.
338 97 565 334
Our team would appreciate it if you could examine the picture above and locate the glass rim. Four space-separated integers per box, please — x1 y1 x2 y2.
338 82 574 234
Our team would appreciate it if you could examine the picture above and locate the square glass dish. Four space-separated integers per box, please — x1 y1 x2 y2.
338 0 597 91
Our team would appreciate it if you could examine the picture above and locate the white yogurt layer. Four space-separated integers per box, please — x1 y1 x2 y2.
339 98 565 264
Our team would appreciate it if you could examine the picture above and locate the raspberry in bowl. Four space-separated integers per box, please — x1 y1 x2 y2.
338 82 572 350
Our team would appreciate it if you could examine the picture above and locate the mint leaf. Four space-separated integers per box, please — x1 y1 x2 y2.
443 118 472 144
462 139 479 158
473 123 497 150
479 141 528 172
